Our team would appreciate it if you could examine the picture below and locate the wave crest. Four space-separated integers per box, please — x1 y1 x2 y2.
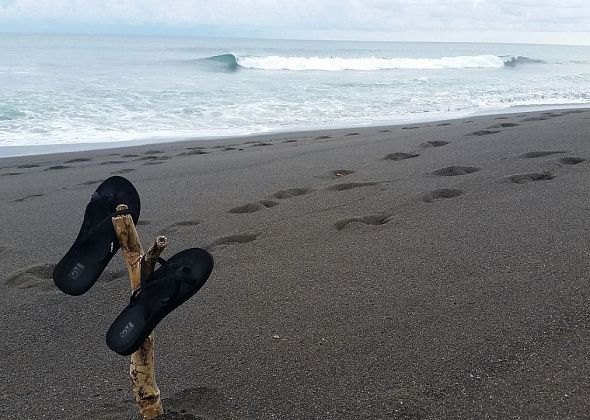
200 54 545 71
203 53 240 71
238 54 507 71
503 55 546 67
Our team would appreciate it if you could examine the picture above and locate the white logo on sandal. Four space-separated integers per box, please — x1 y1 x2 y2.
120 322 135 339
69 263 85 280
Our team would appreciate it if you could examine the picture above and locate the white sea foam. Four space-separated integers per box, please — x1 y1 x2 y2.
1 35 589 153
237 55 506 71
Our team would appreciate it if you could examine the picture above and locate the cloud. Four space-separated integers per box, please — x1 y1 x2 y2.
0 0 589 35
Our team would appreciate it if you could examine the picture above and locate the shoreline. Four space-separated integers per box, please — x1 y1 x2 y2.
2 103 589 160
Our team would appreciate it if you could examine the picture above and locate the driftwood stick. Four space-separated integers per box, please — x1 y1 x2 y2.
112 204 165 419
144 236 168 276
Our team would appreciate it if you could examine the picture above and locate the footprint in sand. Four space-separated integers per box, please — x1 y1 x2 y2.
135 155 171 161
345 132 359 136
402 126 419 130
229 200 279 214
315 135 331 140
378 129 391 133
137 220 151 226
432 166 480 176
244 141 271 147
507 172 555 184
111 168 135 174
272 188 313 199
518 151 567 159
467 130 500 136
559 157 586 165
5 264 56 292
44 165 70 171
327 182 379 191
121 154 139 158
521 116 549 122
487 122 519 128
159 219 200 235
164 386 229 418
17 164 40 169
207 233 257 251
65 158 92 163
382 152 420 161
436 123 452 126
422 188 463 203
212 145 238 151
100 160 126 165
179 149 209 156
419 140 450 148
317 169 356 179
334 213 393 231
283 139 299 143
12 193 44 203
1 172 22 176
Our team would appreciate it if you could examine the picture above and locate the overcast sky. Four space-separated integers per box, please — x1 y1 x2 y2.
1 0 590 44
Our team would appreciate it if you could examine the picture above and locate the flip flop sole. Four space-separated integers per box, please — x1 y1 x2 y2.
53 176 141 296
106 248 214 356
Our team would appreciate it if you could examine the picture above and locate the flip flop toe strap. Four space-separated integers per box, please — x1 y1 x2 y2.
134 258 192 321
77 207 132 246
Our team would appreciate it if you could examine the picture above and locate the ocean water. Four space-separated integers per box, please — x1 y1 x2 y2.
1 34 590 152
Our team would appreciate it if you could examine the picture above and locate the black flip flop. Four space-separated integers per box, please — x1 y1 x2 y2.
106 248 214 356
53 176 141 296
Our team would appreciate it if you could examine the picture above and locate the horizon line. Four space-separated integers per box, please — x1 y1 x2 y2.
1 25 590 47
1 31 590 48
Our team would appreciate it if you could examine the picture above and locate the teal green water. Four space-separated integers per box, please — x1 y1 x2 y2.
1 34 589 151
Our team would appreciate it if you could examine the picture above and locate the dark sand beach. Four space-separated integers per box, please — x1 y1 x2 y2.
1 109 590 419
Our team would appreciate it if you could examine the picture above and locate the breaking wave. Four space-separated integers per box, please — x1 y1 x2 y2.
502 55 546 67
201 53 545 71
